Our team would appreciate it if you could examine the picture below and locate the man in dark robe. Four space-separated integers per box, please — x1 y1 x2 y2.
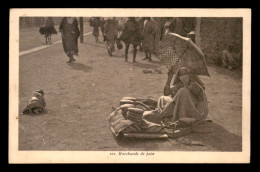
59 17 80 63
120 17 142 63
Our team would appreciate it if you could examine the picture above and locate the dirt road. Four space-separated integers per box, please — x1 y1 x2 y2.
18 27 242 151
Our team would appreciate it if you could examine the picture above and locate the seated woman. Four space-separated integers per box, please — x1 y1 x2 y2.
221 44 242 70
157 67 208 126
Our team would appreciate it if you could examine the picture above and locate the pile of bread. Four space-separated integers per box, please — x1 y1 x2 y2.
119 97 146 126
117 97 166 134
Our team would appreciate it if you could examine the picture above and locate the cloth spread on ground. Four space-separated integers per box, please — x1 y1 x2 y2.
108 108 133 136
108 107 165 137
108 97 165 137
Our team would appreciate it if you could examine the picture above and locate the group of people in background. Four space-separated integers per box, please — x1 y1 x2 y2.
39 17 241 69
88 17 174 63
89 17 242 69
89 17 123 56
88 17 199 63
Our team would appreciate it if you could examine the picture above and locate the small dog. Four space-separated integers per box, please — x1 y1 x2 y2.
22 90 46 114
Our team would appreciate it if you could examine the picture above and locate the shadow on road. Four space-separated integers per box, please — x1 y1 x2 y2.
67 63 93 73
131 62 161 69
186 121 242 151
110 54 124 58
83 42 107 49
113 121 241 151
21 109 49 117
114 134 166 151
210 64 242 81
147 59 165 66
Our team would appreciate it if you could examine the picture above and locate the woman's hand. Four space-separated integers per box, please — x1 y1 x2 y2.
164 68 175 96
165 68 175 88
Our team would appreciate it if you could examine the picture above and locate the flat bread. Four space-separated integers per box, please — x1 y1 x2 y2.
120 104 135 110
120 100 135 105
122 97 137 101
128 108 144 114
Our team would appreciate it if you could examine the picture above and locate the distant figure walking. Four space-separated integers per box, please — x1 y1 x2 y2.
59 17 80 63
89 17 100 42
39 17 57 44
120 17 142 63
99 17 106 41
142 17 156 61
104 17 119 56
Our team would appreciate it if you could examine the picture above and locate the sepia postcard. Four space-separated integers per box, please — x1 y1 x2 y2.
9 8 251 163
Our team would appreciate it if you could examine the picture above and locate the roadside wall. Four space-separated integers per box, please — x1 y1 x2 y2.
196 17 243 65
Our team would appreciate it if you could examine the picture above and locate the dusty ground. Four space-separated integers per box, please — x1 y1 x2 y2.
18 24 242 151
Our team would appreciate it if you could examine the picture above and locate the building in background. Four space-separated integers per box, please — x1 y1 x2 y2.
195 17 242 65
